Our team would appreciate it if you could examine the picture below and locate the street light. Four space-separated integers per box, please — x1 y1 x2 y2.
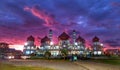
50 42 54 45
25 42 28 45
75 42 78 46
100 43 103 46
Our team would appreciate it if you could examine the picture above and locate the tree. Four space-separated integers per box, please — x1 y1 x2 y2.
61 49 68 60
44 50 51 59
30 53 36 56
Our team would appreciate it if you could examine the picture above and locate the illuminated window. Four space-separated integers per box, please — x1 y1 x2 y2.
98 51 102 55
81 46 84 49
94 47 96 50
31 46 34 49
94 51 97 55
75 42 78 45
54 51 58 56
26 51 30 54
56 46 59 49
63 45 66 47
31 51 34 53
48 46 50 49
80 51 83 54
27 46 30 49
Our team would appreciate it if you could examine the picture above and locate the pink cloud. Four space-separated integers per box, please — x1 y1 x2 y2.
24 6 56 27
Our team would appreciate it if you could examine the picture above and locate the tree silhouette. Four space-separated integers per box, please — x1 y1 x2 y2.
61 49 68 60
44 50 51 59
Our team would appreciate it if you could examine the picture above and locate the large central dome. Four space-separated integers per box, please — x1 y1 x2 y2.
58 32 70 40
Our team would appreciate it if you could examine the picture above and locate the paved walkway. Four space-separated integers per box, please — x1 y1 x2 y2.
1 59 120 70
1 59 87 70
75 60 120 70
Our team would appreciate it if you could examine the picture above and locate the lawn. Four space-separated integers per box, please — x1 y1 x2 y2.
93 59 120 65
0 62 54 70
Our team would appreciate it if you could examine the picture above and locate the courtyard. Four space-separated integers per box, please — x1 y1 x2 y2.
0 59 120 70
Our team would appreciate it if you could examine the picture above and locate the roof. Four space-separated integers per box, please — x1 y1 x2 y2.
92 36 99 42
27 35 35 41
58 32 70 40
76 36 85 43
41 36 50 43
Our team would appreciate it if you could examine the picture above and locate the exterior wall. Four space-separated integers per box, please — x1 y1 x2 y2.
38 38 87 57
59 40 70 48
50 51 60 57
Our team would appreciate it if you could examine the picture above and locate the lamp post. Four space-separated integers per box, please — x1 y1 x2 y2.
50 42 54 49
100 43 103 46
75 42 78 46
25 42 28 46
50 42 54 45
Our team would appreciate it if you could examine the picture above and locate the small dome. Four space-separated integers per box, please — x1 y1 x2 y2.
58 32 70 40
92 36 99 42
41 36 50 43
27 35 35 41
76 36 85 43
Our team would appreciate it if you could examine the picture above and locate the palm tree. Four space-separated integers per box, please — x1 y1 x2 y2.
61 49 68 60
44 50 51 59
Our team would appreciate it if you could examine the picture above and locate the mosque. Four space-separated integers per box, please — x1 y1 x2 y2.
23 29 103 57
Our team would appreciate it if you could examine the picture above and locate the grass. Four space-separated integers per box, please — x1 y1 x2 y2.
90 55 120 65
0 62 54 70
93 59 120 65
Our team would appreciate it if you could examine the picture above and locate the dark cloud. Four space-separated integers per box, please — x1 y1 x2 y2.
104 38 120 47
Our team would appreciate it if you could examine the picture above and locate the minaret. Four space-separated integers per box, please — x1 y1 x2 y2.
72 30 77 44
49 29 53 41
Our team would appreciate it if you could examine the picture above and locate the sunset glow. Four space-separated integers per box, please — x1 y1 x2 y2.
0 0 120 49
9 45 24 51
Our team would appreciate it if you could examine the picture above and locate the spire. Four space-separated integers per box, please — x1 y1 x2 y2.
72 30 77 38
49 29 52 32
49 29 53 41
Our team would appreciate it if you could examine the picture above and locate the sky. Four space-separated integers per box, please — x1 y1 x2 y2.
0 0 120 50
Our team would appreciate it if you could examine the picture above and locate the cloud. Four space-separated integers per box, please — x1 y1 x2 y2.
24 5 57 27
104 38 120 47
